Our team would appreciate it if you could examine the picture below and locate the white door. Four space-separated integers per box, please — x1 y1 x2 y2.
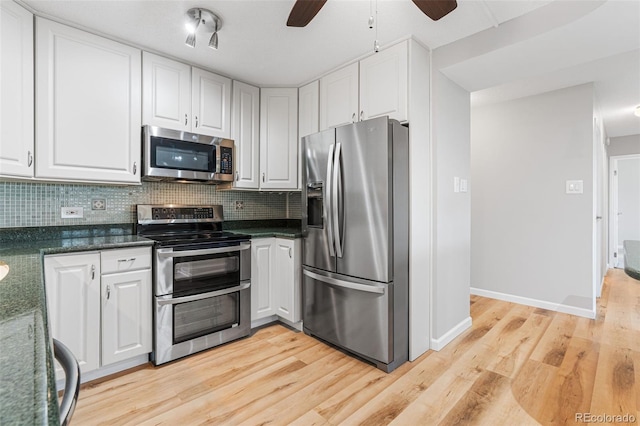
192 68 231 138
251 238 276 320
319 62 359 130
44 252 101 375
260 88 298 189
101 270 152 366
359 41 408 123
142 52 191 132
274 238 301 323
232 81 260 189
0 1 34 178
35 18 141 184
611 155 640 268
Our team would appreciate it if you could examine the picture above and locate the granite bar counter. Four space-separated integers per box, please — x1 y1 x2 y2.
0 225 154 426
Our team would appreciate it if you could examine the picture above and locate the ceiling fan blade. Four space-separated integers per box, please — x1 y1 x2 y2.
412 0 457 21
286 0 328 27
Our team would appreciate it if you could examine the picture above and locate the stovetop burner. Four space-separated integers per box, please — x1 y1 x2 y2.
135 204 250 247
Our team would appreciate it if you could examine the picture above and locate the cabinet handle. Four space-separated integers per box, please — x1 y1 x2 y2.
27 151 33 167
133 162 137 175
195 115 199 128
106 285 111 300
289 247 292 258
185 114 188 126
352 113 356 122
91 265 95 280
118 258 137 262
360 111 364 121
235 170 239 181
262 173 265 183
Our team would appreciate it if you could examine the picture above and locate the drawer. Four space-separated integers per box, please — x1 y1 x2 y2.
101 247 151 274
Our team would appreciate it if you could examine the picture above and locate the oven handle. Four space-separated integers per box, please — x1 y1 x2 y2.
158 242 251 258
157 282 250 306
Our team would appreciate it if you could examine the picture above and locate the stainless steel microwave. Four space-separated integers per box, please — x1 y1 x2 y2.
142 125 234 184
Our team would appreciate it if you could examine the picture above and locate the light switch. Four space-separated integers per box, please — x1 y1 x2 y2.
454 177 460 193
566 180 583 194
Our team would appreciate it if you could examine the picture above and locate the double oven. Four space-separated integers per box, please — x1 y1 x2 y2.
137 205 251 365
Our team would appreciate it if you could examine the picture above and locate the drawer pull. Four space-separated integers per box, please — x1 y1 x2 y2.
117 258 137 262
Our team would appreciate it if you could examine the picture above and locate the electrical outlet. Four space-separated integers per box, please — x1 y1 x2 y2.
235 200 244 210
91 199 106 210
61 207 83 218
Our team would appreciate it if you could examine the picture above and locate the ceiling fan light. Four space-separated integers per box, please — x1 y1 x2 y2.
208 31 218 50
185 33 196 48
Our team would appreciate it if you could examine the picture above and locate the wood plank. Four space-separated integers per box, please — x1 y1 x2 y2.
590 344 637 421
530 312 578 367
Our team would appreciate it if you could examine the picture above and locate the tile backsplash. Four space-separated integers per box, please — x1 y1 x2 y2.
0 181 301 228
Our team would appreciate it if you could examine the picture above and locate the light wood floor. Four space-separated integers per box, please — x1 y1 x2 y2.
73 269 639 425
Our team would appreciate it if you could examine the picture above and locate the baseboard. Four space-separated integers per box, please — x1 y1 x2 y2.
470 287 596 319
430 316 472 351
251 315 278 329
57 354 150 391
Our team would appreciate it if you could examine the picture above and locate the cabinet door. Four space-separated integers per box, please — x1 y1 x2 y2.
142 52 191 132
299 81 319 139
101 269 152 366
35 18 141 184
260 88 298 190
44 252 101 375
319 62 358 130
231 81 260 189
274 238 301 323
251 238 276 320
0 2 34 178
192 68 231 138
359 41 408 122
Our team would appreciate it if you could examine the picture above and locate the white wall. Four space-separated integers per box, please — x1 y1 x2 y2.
430 70 471 348
470 84 595 317
608 134 640 157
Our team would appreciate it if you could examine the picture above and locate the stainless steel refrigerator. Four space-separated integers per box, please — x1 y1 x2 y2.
301 116 409 373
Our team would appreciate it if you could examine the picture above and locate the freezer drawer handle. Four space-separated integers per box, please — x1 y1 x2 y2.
303 269 385 294
157 242 251 258
157 282 250 305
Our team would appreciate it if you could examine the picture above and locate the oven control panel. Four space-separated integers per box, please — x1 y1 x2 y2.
151 207 215 220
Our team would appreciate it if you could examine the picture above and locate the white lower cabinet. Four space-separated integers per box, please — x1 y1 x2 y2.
250 238 301 324
44 247 152 376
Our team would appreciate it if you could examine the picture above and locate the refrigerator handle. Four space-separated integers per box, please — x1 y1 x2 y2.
333 142 343 258
326 143 336 257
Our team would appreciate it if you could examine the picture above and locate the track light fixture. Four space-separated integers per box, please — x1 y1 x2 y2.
184 8 222 50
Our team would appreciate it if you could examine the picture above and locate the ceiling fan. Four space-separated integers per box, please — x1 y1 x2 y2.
286 0 458 27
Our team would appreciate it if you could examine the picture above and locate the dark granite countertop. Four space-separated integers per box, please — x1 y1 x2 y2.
224 219 302 239
623 240 640 281
0 226 154 426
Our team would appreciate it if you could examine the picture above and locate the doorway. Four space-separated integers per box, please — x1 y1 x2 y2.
609 154 640 268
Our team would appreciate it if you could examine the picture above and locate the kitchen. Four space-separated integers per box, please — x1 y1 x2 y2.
2 0 639 424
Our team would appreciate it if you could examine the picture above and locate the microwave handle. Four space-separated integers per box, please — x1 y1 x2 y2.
157 242 251 258
157 282 250 306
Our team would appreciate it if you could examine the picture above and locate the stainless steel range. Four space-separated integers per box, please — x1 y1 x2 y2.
136 204 251 365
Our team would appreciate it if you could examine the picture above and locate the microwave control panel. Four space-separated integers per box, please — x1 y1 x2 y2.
219 147 233 175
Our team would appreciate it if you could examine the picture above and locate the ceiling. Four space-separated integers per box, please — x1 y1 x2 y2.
19 0 640 138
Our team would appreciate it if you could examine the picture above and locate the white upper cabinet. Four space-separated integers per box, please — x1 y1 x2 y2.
142 52 231 138
318 41 409 131
260 88 298 190
319 62 359 130
191 67 231 138
142 52 191 132
0 1 34 179
231 81 260 189
298 80 319 139
35 18 141 184
359 41 408 122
